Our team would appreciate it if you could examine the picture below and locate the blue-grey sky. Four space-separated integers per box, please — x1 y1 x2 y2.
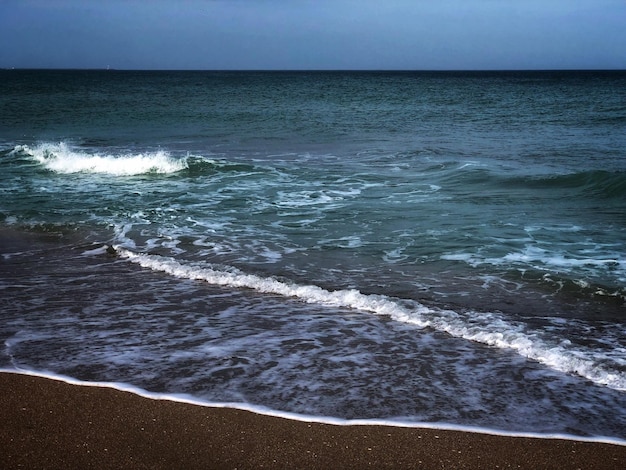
1 0 624 70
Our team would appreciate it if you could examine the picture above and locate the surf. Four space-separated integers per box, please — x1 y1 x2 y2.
116 248 626 392
12 142 190 176
9 142 261 178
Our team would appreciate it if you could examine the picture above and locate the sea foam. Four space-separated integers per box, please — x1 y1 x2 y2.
117 248 626 391
15 142 188 175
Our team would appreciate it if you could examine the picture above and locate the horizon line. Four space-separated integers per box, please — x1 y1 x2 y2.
2 67 626 73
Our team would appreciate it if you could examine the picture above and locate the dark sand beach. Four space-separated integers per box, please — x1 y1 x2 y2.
1 372 624 469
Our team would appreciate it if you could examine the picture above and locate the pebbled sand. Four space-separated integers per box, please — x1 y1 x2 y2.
1 372 624 469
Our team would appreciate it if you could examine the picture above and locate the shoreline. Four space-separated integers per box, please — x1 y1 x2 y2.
1 371 624 469
3 369 625 446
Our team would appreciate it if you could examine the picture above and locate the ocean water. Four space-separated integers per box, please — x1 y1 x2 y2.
1 70 625 440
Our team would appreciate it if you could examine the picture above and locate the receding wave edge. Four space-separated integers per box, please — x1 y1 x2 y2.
2 369 624 445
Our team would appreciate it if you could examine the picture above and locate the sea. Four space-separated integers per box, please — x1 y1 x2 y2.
1 69 625 442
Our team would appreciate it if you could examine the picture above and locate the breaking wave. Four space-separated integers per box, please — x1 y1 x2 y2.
11 142 191 176
7 142 259 177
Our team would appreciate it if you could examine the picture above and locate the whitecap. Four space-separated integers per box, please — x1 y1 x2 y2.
18 142 188 175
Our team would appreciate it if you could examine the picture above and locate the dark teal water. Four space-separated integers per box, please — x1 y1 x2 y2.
1 70 625 439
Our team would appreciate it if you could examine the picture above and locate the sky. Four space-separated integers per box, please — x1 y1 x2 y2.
1 0 625 70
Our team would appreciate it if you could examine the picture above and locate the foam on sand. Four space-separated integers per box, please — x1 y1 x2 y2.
2 369 624 446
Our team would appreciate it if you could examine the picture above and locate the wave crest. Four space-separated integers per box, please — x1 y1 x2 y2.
13 142 189 176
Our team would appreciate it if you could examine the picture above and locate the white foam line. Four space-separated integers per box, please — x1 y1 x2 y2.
3 368 624 446
117 249 626 392
116 248 432 325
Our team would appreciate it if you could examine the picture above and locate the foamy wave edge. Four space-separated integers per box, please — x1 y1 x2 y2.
117 248 626 392
2 369 624 445
13 142 188 175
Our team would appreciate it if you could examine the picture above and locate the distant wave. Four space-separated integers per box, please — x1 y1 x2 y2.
440 164 626 200
492 169 626 200
117 248 626 392
520 170 626 199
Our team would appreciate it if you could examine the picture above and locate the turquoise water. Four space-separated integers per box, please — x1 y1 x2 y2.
1 70 625 438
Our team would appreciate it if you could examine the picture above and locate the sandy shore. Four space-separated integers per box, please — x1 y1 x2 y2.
1 372 624 469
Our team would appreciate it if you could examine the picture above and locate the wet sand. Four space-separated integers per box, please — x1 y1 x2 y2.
0 372 624 469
